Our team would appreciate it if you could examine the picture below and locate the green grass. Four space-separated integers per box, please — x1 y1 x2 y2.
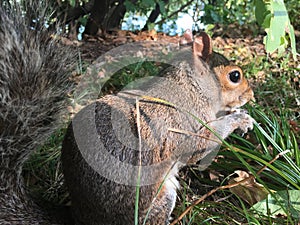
100 61 166 95
23 128 69 205
174 103 299 224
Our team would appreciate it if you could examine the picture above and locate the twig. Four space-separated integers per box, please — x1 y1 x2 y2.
256 149 290 175
168 127 221 143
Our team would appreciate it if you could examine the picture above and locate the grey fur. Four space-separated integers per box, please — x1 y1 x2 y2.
62 46 254 224
0 3 74 224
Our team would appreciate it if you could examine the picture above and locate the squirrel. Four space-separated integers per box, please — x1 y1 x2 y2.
0 3 75 224
61 30 255 224
0 2 254 225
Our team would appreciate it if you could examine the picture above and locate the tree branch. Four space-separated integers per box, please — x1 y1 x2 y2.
155 0 194 26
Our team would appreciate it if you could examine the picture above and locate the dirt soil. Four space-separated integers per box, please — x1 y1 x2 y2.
63 27 267 64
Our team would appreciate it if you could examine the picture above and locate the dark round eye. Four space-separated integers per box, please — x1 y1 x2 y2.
228 70 241 83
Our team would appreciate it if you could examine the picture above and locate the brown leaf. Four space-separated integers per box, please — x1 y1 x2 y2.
228 170 269 205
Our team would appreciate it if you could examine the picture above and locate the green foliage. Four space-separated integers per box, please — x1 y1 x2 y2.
174 103 300 223
158 1 166 16
286 0 300 30
201 0 297 59
123 0 195 31
13 0 294 58
69 0 76 7
254 0 297 60
125 0 156 14
202 0 255 25
247 106 300 189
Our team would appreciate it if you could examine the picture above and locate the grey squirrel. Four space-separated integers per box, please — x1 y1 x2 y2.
0 3 74 224
0 3 254 225
61 31 255 224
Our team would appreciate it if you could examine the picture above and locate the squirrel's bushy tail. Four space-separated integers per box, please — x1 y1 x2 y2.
0 2 74 224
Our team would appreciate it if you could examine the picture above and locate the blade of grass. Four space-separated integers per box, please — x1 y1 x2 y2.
135 98 142 225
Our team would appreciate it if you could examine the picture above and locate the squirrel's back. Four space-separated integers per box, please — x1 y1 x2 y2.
0 3 74 224
61 30 254 225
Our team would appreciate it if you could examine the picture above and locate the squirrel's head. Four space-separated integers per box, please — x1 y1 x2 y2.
180 30 255 111
213 64 254 111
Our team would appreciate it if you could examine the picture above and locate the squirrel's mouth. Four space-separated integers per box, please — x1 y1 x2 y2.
218 106 249 118
224 96 255 114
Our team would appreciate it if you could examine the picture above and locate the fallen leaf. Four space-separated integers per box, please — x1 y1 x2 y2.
229 170 269 205
251 190 300 219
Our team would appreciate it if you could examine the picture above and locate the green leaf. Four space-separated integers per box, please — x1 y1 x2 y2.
69 0 76 7
147 22 155 30
262 0 297 59
251 190 300 218
287 23 297 60
158 1 166 16
261 11 271 28
255 0 268 25
141 0 155 8
124 0 137 12
264 1 286 53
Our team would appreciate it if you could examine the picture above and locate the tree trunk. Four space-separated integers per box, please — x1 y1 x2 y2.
85 0 110 35
106 0 127 30
142 0 168 31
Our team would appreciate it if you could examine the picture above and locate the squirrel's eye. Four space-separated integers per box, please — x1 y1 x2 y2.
228 70 241 83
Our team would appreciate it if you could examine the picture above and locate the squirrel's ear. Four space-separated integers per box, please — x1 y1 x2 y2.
193 32 213 61
179 29 193 45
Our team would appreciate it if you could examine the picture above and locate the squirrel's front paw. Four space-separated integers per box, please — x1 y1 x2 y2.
230 110 255 134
